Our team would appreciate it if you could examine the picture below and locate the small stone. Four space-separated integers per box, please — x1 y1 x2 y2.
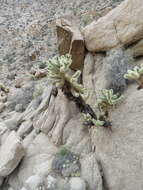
8 188 15 190
0 131 25 177
20 188 28 190
7 72 16 80
25 175 43 190
15 104 24 112
69 177 86 190
15 78 23 88
46 175 57 189
17 120 33 138
4 118 19 130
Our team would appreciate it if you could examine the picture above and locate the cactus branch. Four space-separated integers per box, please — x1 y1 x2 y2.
124 64 143 90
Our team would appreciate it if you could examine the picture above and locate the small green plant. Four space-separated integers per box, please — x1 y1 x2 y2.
124 64 143 90
56 146 71 156
97 89 123 116
47 54 88 99
82 113 105 127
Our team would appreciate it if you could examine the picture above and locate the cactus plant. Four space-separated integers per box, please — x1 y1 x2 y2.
47 54 112 128
47 54 88 99
82 113 105 127
124 64 143 90
97 89 122 116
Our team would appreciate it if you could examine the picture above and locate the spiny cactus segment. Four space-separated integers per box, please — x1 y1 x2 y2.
82 113 105 127
47 54 88 99
124 64 143 90
97 89 122 116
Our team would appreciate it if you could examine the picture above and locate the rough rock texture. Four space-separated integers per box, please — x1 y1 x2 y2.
91 84 143 190
2 0 143 190
103 48 134 93
127 39 143 58
81 154 103 190
69 177 87 190
0 131 25 177
82 49 143 190
8 133 57 189
84 0 143 52
25 175 44 190
56 17 85 70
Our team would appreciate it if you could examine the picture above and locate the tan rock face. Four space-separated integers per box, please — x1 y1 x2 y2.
91 85 143 190
81 154 103 190
82 51 143 190
84 0 143 52
56 17 85 70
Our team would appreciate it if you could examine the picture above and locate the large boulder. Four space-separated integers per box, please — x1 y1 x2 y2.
0 131 25 177
91 84 143 190
56 17 85 70
84 0 143 52
83 49 143 190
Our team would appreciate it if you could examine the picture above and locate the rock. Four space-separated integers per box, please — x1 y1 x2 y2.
8 133 57 188
82 53 96 105
63 115 92 154
25 175 44 190
15 104 24 113
90 84 143 190
7 82 35 111
23 129 37 148
17 120 33 138
56 17 85 70
0 177 4 186
0 103 5 113
8 188 15 190
0 122 7 137
103 48 134 93
20 188 28 190
4 115 21 130
34 69 47 79
46 175 71 190
52 148 80 177
0 129 10 146
84 0 143 52
7 72 16 80
15 78 24 88
33 159 53 177
46 175 58 189
81 154 103 190
127 39 143 57
69 177 86 190
0 131 25 177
